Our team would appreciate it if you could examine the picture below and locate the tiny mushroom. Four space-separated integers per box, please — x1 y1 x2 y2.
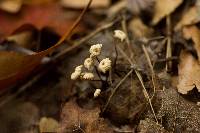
114 30 126 42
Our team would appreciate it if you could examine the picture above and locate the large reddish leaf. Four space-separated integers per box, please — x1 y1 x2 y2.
0 52 42 89
0 0 92 90
0 2 85 38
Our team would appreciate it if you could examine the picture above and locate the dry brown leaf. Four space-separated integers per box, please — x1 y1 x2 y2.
39 117 59 133
151 0 183 25
182 26 200 59
129 17 153 38
0 51 43 90
61 0 110 9
175 6 200 30
177 51 200 94
59 100 113 133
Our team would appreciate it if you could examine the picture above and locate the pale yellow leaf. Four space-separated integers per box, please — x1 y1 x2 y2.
175 6 200 30
152 0 183 25
177 51 200 94
182 26 200 60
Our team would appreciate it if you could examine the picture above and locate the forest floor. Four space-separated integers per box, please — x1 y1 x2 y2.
0 0 200 133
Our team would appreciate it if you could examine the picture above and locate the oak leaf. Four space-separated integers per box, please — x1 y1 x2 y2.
182 26 200 60
175 6 200 30
177 51 200 94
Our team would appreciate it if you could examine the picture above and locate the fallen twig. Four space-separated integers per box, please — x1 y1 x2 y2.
53 21 116 60
165 15 172 71
142 44 156 100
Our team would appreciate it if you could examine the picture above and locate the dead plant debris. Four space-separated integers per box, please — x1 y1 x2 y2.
1 0 200 133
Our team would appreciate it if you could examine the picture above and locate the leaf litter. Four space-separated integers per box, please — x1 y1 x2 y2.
2 0 200 133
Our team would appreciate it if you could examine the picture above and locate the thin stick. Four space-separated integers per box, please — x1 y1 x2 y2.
53 21 115 60
38 0 93 56
166 15 172 71
102 69 133 113
142 44 156 100
135 70 158 123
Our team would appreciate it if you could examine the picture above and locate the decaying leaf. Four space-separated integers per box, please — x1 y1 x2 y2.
175 6 200 30
59 100 113 133
0 31 62 90
129 17 153 38
0 3 85 38
0 0 91 90
182 26 200 59
60 0 110 9
151 0 183 25
39 117 59 133
177 51 200 94
0 52 43 90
